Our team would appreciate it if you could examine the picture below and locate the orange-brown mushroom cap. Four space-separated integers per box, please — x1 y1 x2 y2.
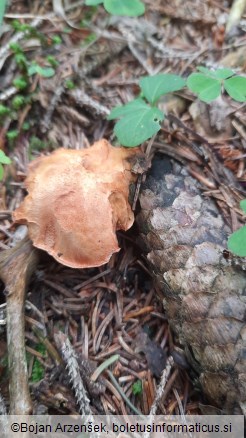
13 140 140 268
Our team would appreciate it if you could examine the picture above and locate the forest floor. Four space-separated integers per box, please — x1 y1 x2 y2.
0 0 245 418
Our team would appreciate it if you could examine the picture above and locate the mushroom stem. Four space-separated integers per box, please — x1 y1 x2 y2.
0 237 38 414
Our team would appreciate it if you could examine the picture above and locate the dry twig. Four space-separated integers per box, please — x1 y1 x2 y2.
55 332 93 417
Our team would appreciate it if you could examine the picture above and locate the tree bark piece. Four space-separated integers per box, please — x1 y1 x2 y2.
0 237 38 414
136 155 246 414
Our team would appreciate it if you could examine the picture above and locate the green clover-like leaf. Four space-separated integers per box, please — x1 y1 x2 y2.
228 226 246 257
28 64 55 78
240 199 246 214
224 76 246 102
104 0 145 17
197 66 234 80
187 73 221 102
28 64 39 76
213 68 234 80
38 66 55 78
196 66 213 76
0 150 11 165
108 98 164 147
140 74 186 105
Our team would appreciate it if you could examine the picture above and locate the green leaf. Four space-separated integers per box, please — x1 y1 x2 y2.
0 151 11 165
104 0 145 17
85 0 103 4
228 226 246 257
108 98 164 147
187 73 221 102
37 66 55 78
213 68 234 80
132 380 143 395
51 35 62 45
13 77 28 90
224 76 246 102
197 67 234 80
15 53 27 67
240 199 246 214
140 74 186 104
197 66 213 75
6 129 19 140
12 95 25 110
0 164 3 180
0 104 10 116
46 55 59 68
28 64 39 76
0 0 7 28
28 64 55 78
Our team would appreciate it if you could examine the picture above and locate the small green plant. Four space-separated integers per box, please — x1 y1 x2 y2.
1 24 60 146
6 129 19 141
64 79 76 90
22 121 30 131
108 98 164 147
132 379 143 396
11 19 33 33
0 104 11 116
31 357 45 382
108 68 246 147
51 35 62 45
85 0 145 17
108 73 185 146
46 55 60 68
187 66 246 103
26 343 46 383
228 200 246 257
11 95 25 110
0 150 11 180
29 135 48 152
28 63 55 78
83 32 97 45
13 76 28 90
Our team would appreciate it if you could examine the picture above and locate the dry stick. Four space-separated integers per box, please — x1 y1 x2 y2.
0 237 39 414
143 356 174 438
69 89 110 117
55 333 101 437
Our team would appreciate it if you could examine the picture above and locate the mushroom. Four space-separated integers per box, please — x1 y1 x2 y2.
13 139 141 268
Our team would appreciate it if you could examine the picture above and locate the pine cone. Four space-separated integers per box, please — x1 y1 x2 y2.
136 155 246 414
